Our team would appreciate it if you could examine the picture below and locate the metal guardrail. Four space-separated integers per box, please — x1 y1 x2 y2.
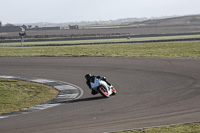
1 32 200 43
1 38 200 47
20 38 200 47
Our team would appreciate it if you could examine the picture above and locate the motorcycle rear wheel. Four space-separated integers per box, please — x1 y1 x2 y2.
98 85 110 98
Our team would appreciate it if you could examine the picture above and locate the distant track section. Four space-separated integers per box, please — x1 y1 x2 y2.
17 37 200 47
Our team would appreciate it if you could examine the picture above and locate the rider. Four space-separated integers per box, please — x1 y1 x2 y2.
85 73 111 95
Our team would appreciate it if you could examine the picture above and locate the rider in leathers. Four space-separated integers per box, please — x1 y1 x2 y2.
85 73 111 95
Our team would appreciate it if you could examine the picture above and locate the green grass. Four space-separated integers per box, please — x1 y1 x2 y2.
0 79 58 114
0 41 200 58
117 123 200 133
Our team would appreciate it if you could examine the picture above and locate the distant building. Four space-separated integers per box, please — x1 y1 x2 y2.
21 24 28 30
0 23 21 32
31 26 60 30
5 23 15 27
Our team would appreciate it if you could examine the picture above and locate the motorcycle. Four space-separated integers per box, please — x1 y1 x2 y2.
89 76 116 98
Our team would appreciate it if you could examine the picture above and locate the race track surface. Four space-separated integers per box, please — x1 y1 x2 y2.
0 57 200 133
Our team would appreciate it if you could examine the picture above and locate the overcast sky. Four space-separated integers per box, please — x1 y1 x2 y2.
0 0 200 24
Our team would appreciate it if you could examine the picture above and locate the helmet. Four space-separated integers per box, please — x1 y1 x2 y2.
85 73 91 80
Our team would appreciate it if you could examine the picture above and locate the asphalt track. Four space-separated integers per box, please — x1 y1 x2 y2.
0 57 200 133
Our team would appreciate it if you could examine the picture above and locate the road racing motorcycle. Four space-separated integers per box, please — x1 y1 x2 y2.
85 74 116 98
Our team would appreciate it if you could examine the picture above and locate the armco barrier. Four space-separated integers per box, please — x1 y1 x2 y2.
1 37 200 47
19 37 200 47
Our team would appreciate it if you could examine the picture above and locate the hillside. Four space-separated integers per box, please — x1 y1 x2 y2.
1 14 200 38
133 14 200 27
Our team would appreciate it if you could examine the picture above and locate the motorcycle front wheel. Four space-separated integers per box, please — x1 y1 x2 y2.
98 85 110 98
111 87 116 95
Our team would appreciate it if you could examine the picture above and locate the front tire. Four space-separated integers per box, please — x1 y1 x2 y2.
111 87 116 95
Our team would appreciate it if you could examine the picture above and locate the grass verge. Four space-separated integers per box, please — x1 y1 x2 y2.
117 123 200 133
0 79 59 114
0 41 200 58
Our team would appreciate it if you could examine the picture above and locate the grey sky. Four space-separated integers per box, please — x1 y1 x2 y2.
0 0 200 24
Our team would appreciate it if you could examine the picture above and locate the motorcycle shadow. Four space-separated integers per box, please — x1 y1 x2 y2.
62 96 106 104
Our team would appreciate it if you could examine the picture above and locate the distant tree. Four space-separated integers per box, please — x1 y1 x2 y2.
69 25 79 29
28 25 32 29
19 31 26 37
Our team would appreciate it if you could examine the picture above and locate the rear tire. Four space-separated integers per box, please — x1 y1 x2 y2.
98 85 110 98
